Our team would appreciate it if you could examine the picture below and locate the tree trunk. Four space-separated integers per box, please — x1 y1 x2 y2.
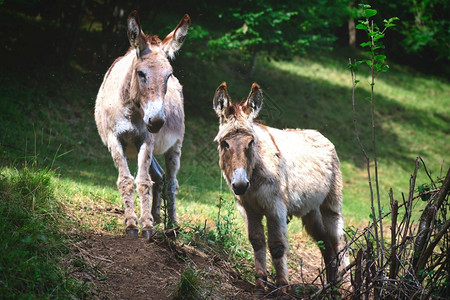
249 51 258 78
348 18 356 48
348 1 356 48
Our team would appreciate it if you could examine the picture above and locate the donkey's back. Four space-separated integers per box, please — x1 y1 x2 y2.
255 125 342 217
95 51 136 146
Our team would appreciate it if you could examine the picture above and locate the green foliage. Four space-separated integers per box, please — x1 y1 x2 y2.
0 166 86 298
205 0 348 60
361 0 449 72
214 195 239 247
171 266 204 300
400 0 450 60
349 5 398 75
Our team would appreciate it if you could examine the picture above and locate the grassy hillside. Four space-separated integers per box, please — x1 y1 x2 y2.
1 7 448 297
1 43 449 235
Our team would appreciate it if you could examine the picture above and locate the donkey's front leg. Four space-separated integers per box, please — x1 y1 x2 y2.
243 206 267 295
109 136 138 236
135 141 155 238
164 140 182 227
266 204 289 291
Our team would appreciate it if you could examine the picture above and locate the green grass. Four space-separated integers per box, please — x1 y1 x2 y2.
1 34 449 295
0 165 87 298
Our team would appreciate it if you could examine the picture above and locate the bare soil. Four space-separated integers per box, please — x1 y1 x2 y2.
71 231 325 299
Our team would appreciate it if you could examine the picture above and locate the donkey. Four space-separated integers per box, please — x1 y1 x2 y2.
213 82 348 293
95 11 190 238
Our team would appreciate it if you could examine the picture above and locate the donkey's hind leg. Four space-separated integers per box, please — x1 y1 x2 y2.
164 139 182 227
150 156 164 225
108 136 138 237
302 208 338 283
320 190 348 282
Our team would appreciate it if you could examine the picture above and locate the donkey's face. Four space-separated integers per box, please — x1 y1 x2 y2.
127 11 190 133
213 82 263 195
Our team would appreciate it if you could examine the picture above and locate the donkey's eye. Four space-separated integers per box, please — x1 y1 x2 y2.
137 70 146 80
248 139 255 147
220 140 229 150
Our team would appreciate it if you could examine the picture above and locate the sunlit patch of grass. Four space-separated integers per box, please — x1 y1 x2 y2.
53 176 123 235
0 166 87 298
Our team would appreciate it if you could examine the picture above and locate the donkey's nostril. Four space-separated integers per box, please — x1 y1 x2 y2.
232 181 249 195
147 117 165 133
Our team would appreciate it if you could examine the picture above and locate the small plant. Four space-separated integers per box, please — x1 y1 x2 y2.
171 266 204 300
215 194 238 248
347 6 399 266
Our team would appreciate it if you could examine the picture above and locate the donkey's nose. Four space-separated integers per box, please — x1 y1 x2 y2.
232 181 249 195
231 168 250 195
147 117 165 133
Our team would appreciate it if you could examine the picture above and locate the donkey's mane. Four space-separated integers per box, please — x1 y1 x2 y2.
215 101 269 142
146 35 162 45
215 116 254 142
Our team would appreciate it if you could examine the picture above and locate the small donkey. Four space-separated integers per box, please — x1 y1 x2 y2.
213 82 348 293
95 11 190 237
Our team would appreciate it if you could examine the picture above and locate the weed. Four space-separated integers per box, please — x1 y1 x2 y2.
171 266 204 300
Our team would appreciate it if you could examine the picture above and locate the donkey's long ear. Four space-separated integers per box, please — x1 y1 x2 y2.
243 83 263 121
162 14 191 59
213 82 231 123
127 11 147 57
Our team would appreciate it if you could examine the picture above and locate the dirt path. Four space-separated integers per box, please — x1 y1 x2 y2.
72 234 256 299
72 233 324 299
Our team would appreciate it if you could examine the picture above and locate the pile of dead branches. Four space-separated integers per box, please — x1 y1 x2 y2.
339 159 449 299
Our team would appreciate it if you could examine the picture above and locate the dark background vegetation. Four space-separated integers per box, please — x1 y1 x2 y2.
1 0 449 76
0 0 449 298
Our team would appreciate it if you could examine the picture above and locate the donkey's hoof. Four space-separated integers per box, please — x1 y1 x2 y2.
153 215 161 225
276 285 290 299
142 227 157 240
253 288 265 297
126 227 139 238
167 220 179 229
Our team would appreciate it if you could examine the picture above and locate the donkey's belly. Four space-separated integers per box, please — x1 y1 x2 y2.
153 131 180 154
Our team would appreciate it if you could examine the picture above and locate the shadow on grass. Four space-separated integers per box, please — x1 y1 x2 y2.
1 40 448 210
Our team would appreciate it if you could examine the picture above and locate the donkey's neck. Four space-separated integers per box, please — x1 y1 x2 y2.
120 70 140 110
250 124 281 187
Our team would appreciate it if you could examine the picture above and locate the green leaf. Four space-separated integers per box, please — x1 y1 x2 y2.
360 42 371 48
375 55 386 61
365 9 377 18
356 24 366 30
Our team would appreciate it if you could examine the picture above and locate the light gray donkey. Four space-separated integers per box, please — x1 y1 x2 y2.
213 82 348 294
95 11 190 238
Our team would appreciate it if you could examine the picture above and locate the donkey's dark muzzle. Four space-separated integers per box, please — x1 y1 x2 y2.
231 168 250 195
147 117 165 133
232 181 249 195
